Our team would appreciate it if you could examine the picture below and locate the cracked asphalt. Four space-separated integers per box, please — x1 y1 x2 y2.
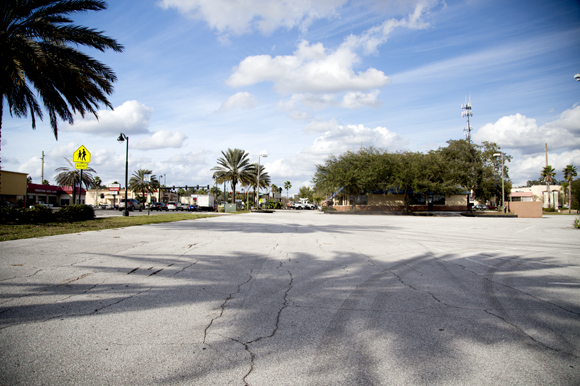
1 211 579 385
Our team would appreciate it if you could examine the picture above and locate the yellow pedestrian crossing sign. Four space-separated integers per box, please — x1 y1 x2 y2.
75 163 88 170
73 145 91 163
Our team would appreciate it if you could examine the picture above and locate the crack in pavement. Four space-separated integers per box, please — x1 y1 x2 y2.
202 273 254 346
483 309 580 360
390 270 461 309
240 270 294 385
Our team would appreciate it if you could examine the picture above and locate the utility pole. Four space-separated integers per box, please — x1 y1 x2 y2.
545 143 551 209
41 151 45 184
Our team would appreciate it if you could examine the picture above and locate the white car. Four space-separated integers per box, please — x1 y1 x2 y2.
167 202 181 211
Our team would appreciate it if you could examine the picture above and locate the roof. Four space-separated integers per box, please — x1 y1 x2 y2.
27 184 86 194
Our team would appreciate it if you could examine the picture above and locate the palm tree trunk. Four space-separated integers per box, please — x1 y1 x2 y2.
570 183 573 214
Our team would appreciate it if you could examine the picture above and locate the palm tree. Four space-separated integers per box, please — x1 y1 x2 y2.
54 158 96 204
0 1 124 140
247 163 271 207
284 181 292 199
92 176 102 189
129 169 159 203
541 166 556 209
563 165 577 214
211 148 252 203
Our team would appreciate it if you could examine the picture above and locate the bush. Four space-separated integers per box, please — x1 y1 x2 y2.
0 206 22 224
267 201 282 209
26 205 55 223
572 202 579 210
55 205 95 222
543 207 556 212
0 205 54 224
574 218 580 229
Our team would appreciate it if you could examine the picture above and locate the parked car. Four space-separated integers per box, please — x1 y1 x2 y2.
186 204 198 212
118 199 143 211
167 201 182 211
29 201 53 209
177 203 189 211
150 202 168 211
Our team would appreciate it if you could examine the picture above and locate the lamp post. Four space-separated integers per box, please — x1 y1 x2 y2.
117 133 129 217
493 153 505 213
256 153 267 209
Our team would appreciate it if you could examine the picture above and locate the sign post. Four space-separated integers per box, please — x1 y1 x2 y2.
72 145 92 204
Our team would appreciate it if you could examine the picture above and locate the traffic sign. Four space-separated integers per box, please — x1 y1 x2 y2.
75 162 87 170
73 145 91 163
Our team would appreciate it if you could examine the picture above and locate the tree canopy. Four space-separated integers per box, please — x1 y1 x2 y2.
212 148 253 203
0 0 124 139
313 140 511 210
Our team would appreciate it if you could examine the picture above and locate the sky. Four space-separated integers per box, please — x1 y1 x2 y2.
2 0 580 195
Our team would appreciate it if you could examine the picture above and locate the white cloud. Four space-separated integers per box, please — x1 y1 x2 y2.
473 106 580 154
304 119 340 134
341 90 381 109
227 40 390 94
132 131 188 150
63 101 153 137
309 124 408 155
158 0 347 35
217 92 258 113
266 122 408 183
511 150 580 186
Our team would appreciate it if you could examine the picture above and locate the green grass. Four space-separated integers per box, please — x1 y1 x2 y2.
0 213 214 242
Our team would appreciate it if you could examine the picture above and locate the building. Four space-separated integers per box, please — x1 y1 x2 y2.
510 185 563 208
84 188 179 207
329 190 470 212
0 170 28 207
27 183 86 206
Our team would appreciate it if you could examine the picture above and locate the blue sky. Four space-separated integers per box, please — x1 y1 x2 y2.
3 0 580 194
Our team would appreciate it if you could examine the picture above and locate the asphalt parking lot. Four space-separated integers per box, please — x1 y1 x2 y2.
1 212 579 385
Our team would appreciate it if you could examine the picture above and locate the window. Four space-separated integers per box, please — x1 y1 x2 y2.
410 194 426 205
432 195 445 205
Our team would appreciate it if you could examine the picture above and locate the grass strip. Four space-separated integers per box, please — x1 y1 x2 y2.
0 213 214 242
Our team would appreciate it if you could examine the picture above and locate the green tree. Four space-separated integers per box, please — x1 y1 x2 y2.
284 181 292 199
298 186 314 202
563 165 577 214
212 148 252 203
0 0 124 140
92 176 102 188
541 165 556 209
313 147 392 205
129 169 159 203
42 179 49 185
54 158 96 204
247 163 270 206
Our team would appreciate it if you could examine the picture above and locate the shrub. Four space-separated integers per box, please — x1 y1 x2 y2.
55 205 95 222
0 205 55 224
574 218 580 229
267 201 282 209
543 207 556 212
0 206 21 224
26 205 55 223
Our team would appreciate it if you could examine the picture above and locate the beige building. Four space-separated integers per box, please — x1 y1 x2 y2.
0 170 28 206
330 192 470 212
510 185 563 208
84 188 179 207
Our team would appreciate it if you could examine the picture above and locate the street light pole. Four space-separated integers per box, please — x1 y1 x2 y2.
494 153 505 213
256 153 267 209
117 133 129 217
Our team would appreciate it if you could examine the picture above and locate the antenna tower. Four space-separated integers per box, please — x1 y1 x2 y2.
461 97 473 142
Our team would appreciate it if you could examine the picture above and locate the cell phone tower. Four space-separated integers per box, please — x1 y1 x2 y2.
461 96 473 142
